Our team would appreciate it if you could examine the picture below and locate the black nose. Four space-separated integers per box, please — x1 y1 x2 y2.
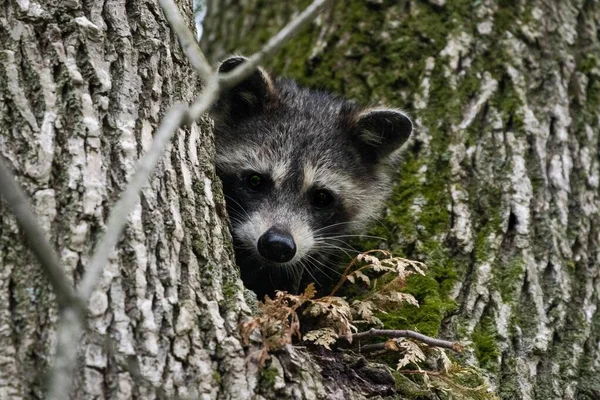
257 227 296 263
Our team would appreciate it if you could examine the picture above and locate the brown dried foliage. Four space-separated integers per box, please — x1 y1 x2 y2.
241 250 426 365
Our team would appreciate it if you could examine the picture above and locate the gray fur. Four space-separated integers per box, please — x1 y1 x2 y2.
212 56 412 299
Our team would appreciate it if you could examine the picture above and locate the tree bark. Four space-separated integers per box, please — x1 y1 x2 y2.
0 1 258 398
203 1 600 399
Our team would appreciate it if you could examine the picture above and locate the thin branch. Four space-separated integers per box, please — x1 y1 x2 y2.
329 257 360 296
219 0 331 90
0 157 79 309
353 328 463 353
397 369 443 376
78 104 188 302
47 308 83 400
356 342 388 353
159 0 213 81
187 74 220 121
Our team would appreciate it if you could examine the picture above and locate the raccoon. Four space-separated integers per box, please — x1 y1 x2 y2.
211 56 412 300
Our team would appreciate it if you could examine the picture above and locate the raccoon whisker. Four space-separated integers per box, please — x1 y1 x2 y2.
317 236 360 245
275 265 290 287
267 268 277 295
226 209 247 219
229 222 244 231
225 213 253 228
304 247 344 260
311 243 359 260
313 238 362 253
300 259 322 287
308 248 346 258
317 238 363 254
290 263 303 282
225 210 249 223
369 216 394 235
312 221 360 234
322 234 386 241
226 213 250 227
305 255 338 278
305 253 338 273
224 195 252 220
274 261 299 283
311 241 361 253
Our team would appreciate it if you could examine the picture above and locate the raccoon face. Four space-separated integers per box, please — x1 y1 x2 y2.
211 56 412 299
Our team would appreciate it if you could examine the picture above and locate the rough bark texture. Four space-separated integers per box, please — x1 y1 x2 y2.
203 1 600 399
0 0 255 398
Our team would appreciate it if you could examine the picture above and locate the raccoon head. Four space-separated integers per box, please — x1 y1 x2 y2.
211 56 412 299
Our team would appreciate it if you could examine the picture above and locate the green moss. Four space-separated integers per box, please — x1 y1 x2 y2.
492 256 524 304
191 234 206 260
378 272 455 336
259 365 280 389
392 371 432 399
472 316 501 373
221 281 239 299
212 371 222 385
576 309 600 398
578 53 599 74
586 73 600 112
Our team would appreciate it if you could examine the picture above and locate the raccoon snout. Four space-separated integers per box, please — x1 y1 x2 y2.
257 227 297 263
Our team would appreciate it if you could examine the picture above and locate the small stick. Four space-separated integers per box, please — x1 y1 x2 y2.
353 328 462 353
159 0 213 80
219 0 331 90
0 157 79 309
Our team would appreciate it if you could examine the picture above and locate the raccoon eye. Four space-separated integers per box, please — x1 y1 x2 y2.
246 173 265 190
311 189 335 208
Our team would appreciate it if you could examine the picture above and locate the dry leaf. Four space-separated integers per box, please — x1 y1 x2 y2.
396 339 426 370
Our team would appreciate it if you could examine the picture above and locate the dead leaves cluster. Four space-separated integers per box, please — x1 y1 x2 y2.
336 250 425 327
241 286 313 365
241 250 426 364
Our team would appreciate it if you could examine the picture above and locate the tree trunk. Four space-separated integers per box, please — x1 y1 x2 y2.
203 1 600 399
0 1 327 399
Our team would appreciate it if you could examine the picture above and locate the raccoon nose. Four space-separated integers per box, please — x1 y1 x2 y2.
257 227 297 263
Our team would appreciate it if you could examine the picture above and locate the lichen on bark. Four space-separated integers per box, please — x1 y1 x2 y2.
0 0 252 398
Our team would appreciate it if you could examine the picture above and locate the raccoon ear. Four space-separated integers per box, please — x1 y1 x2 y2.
212 56 275 119
351 108 412 162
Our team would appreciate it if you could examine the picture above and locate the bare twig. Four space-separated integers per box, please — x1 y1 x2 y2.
159 0 212 80
187 74 220 122
353 328 463 353
47 309 83 400
397 369 443 376
329 253 361 296
219 0 331 90
78 104 188 302
356 342 388 353
0 157 79 309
